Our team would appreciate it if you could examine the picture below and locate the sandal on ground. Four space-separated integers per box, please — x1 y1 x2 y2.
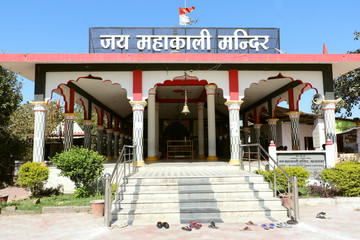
286 219 298 225
316 212 326 219
276 222 292 228
208 221 218 229
240 226 252 231
269 223 275 229
163 222 170 229
195 223 202 230
261 224 269 230
156 221 163 229
182 226 192 231
245 221 257 226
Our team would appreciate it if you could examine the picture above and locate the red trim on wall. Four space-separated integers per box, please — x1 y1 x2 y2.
114 118 119 131
258 106 265 123
133 70 142 101
156 79 208 87
79 98 87 120
69 88 75 113
229 69 239 100
273 97 283 118
2 53 360 64
105 112 111 129
288 88 295 111
253 108 258 124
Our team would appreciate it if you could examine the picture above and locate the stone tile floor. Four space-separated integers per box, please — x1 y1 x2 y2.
1 201 359 240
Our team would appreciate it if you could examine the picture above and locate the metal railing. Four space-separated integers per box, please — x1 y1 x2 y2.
241 143 299 221
104 145 137 227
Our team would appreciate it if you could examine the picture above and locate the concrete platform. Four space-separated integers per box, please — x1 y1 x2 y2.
1 200 359 240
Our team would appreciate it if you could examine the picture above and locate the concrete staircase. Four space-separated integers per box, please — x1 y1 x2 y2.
111 162 288 225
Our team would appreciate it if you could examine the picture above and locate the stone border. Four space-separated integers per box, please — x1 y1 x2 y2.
42 206 91 213
0 206 91 215
299 197 360 206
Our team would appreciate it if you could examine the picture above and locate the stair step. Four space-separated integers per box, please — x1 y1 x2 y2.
126 176 265 183
110 164 289 225
118 201 284 211
123 184 270 192
115 206 287 214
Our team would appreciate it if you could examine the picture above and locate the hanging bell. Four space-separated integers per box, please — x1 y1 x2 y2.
181 104 190 115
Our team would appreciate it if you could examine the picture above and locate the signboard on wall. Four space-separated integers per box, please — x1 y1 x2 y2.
89 27 280 54
277 152 326 177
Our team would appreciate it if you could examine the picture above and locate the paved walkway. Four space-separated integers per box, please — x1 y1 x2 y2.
1 201 359 240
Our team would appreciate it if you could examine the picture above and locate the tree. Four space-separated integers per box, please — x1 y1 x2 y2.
0 66 23 182
8 101 64 160
50 146 106 197
313 32 360 117
0 67 22 126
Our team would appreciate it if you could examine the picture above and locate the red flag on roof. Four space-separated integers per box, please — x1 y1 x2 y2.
323 43 328 54
179 6 195 15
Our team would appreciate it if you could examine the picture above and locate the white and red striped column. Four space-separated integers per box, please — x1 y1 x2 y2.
225 100 243 165
63 113 77 151
322 100 340 159
288 111 302 150
106 128 113 160
266 118 279 144
130 101 147 166
253 123 262 144
205 84 218 161
197 102 205 159
31 101 48 163
96 125 105 155
146 88 157 162
113 131 120 159
155 102 160 159
82 120 93 150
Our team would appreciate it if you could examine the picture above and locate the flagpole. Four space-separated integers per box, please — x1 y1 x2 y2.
184 0 186 30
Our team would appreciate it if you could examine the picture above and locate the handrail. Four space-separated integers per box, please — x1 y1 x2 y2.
240 143 299 222
104 145 137 227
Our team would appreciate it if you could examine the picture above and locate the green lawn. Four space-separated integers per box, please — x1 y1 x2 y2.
0 194 104 213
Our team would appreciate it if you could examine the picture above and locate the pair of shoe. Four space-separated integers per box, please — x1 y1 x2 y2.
157 221 169 229
208 221 218 229
316 212 326 219
189 221 202 230
261 223 275 230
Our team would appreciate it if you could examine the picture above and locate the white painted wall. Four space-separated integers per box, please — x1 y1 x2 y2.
277 121 315 150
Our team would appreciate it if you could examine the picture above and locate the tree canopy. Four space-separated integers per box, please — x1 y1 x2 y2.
333 31 360 117
0 66 23 181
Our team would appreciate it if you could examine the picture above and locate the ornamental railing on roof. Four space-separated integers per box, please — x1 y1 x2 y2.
89 27 280 54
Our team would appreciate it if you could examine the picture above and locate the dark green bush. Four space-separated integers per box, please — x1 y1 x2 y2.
17 162 49 192
321 161 360 197
50 146 106 198
257 167 310 192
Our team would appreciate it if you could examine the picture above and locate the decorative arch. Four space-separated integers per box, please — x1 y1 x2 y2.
243 72 319 118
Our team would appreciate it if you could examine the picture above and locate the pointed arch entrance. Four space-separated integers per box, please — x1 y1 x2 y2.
144 73 228 162
240 73 319 151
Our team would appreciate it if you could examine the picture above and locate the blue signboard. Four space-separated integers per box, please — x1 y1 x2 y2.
89 27 280 54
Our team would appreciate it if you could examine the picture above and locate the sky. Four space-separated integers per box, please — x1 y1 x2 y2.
0 0 359 117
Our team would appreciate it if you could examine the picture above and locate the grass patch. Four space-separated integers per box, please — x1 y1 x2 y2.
0 194 104 213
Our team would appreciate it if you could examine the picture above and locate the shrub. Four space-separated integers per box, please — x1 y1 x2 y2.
320 161 360 197
50 146 106 198
257 167 310 193
17 162 49 192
